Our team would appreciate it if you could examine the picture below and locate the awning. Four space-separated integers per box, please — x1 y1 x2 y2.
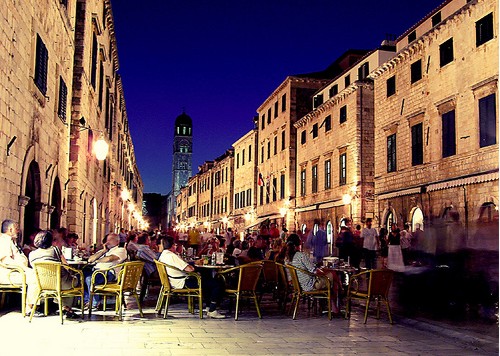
377 187 421 200
243 214 282 230
294 205 317 213
427 171 498 192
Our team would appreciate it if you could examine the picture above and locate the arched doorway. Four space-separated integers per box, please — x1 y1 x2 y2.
24 161 41 240
50 176 62 229
326 220 333 255
411 207 424 232
300 223 307 235
385 210 395 230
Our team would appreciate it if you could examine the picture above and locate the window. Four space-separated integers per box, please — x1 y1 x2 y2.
281 130 285 150
261 115 265 130
266 185 270 204
267 108 271 124
411 123 423 166
259 186 264 205
280 174 285 200
301 130 306 144
300 169 306 196
313 94 323 109
312 123 318 138
411 60 422 83
324 160 331 190
274 101 278 118
240 191 245 208
439 38 454 67
479 93 496 147
339 153 346 186
408 30 416 43
442 110 456 158
91 32 98 89
267 141 271 159
339 105 347 124
312 165 318 193
281 94 286 112
57 77 67 122
431 12 441 27
242 149 245 165
98 61 104 109
387 134 397 172
387 75 396 97
272 178 277 201
34 34 48 95
329 84 338 98
358 62 369 80
324 115 331 132
273 136 277 155
236 153 239 169
246 189 251 206
476 13 494 47
344 74 350 87
248 145 252 162
235 193 239 209
261 146 264 163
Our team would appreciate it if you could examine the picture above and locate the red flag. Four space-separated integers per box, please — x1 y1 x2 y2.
258 172 264 186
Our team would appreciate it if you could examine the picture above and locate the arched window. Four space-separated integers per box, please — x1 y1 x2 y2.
313 222 319 235
326 220 333 244
385 211 394 230
301 224 307 235
478 202 498 223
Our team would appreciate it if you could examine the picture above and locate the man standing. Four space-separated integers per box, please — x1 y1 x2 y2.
159 236 225 318
84 233 127 309
0 219 38 315
361 218 379 270
311 220 328 265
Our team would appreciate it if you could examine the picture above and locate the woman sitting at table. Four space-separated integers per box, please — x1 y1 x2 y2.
28 230 80 319
285 234 340 314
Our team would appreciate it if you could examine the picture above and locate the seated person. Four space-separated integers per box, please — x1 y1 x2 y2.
125 233 139 260
159 236 225 319
0 219 38 315
135 233 160 276
83 233 127 309
29 230 80 319
285 234 340 314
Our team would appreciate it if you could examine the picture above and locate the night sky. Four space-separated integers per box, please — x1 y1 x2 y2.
110 0 444 195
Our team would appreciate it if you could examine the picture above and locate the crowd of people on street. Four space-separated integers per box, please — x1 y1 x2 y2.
0 216 424 320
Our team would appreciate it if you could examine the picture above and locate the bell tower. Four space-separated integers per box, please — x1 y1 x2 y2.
172 111 193 200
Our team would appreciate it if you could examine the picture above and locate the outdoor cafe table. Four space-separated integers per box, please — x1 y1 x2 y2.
321 265 358 311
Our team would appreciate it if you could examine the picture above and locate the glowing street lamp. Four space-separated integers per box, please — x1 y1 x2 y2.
93 137 109 161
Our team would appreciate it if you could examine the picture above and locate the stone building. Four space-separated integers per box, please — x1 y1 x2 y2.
210 149 234 233
294 47 396 250
232 129 258 235
370 0 498 253
255 52 369 232
0 0 143 247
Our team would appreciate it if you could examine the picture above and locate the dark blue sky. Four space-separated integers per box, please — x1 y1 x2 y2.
110 0 443 195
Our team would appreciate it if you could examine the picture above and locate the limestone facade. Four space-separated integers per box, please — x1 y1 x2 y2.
370 0 498 252
294 47 395 241
232 130 257 233
0 0 143 247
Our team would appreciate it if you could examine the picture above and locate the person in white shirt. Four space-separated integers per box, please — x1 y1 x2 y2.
361 218 379 270
84 233 127 309
158 236 225 319
0 219 38 315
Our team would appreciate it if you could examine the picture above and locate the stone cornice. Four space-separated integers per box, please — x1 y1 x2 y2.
105 0 120 72
294 81 373 129
257 76 330 112
369 0 476 79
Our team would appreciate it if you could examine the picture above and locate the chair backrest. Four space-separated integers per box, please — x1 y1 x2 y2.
368 269 393 297
284 265 303 293
119 261 144 292
33 261 62 291
261 260 278 284
237 264 263 292
154 260 172 292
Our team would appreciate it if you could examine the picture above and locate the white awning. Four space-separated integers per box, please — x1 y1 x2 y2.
243 214 282 230
294 205 317 213
377 187 421 200
427 171 498 192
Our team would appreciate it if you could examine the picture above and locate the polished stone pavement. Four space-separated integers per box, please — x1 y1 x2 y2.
0 295 497 356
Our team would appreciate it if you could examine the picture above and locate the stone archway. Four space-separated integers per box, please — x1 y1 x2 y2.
49 176 62 229
23 160 41 240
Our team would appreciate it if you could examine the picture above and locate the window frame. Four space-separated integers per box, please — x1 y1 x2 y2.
339 153 347 186
387 134 397 173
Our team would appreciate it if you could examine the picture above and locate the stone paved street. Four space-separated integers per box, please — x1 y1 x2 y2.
1 296 497 356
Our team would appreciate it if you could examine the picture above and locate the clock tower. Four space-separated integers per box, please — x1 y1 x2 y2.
172 111 193 201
